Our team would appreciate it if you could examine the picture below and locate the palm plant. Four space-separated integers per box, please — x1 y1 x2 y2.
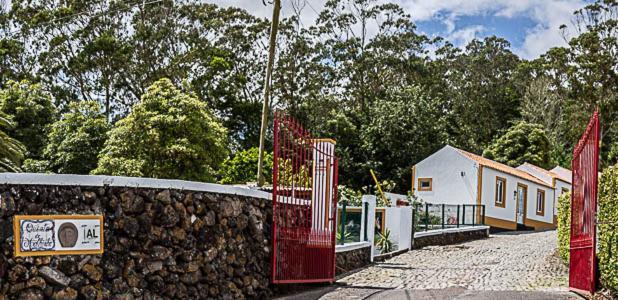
376 229 394 254
0 113 25 172
336 226 353 244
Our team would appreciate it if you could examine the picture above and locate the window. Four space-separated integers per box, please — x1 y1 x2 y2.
561 187 569 195
495 177 506 207
418 178 432 191
536 189 545 215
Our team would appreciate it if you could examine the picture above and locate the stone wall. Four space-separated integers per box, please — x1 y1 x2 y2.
412 227 489 249
335 244 371 276
0 174 273 299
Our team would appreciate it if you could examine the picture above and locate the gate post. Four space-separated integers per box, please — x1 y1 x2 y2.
362 195 376 262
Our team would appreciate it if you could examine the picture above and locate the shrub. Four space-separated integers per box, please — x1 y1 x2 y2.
92 78 228 182
556 191 571 263
218 147 272 184
599 166 618 293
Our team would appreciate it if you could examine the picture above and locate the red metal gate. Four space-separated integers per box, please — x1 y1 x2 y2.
570 109 600 295
271 112 338 283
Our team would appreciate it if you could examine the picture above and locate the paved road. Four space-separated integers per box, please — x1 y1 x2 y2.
313 230 575 299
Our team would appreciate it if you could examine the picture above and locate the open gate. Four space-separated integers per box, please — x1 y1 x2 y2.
570 109 600 295
271 112 338 283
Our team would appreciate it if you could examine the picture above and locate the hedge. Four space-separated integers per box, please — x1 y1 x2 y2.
599 166 618 292
556 191 571 263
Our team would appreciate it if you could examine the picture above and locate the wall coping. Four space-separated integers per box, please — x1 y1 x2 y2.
0 173 272 200
335 241 371 253
414 225 490 238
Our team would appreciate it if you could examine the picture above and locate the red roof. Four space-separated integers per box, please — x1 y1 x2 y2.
453 147 552 187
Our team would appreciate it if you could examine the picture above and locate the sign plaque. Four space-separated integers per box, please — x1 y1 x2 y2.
13 215 104 257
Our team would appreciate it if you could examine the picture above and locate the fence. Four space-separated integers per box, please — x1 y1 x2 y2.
412 203 485 232
337 202 368 245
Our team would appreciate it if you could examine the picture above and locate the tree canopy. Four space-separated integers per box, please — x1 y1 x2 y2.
0 0 615 191
26 101 110 174
92 78 228 182
0 112 25 172
483 122 552 169
0 80 55 159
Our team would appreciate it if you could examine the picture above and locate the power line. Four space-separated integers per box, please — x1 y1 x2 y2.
3 0 165 38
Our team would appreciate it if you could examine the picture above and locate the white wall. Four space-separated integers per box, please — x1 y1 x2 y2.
414 146 478 205
481 167 554 225
384 206 412 251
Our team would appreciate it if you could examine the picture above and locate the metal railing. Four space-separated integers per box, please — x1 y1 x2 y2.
412 203 485 233
337 203 364 245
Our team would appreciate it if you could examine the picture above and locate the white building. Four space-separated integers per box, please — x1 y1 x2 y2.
412 145 570 230
516 163 572 225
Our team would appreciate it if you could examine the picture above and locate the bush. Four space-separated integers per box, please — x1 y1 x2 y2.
218 147 272 184
92 78 228 182
599 166 618 293
556 191 571 263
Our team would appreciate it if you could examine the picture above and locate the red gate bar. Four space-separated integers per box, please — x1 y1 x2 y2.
569 109 600 295
271 112 339 284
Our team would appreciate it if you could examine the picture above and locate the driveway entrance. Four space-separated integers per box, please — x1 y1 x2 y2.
317 230 573 299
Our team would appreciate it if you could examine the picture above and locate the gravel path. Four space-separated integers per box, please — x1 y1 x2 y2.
319 230 569 299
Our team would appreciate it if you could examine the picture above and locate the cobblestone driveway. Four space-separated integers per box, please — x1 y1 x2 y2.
320 230 569 299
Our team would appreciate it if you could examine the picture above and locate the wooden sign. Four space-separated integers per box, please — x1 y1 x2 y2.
14 215 104 257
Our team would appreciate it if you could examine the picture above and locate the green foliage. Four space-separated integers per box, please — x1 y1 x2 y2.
0 112 26 172
0 80 56 158
219 147 272 184
336 227 354 244
361 86 447 190
92 78 228 182
376 229 394 254
598 165 618 293
483 122 552 169
34 101 110 174
338 185 363 207
556 192 571 263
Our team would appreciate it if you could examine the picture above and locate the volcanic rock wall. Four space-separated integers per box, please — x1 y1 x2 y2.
0 174 273 299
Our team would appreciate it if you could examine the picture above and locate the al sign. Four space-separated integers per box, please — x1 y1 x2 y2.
13 215 104 257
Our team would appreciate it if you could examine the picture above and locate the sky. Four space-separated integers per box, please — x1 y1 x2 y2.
211 0 593 60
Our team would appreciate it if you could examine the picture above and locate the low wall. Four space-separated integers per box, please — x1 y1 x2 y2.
412 226 489 249
335 242 371 276
0 174 273 299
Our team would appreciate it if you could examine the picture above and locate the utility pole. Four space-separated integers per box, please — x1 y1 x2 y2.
257 0 281 187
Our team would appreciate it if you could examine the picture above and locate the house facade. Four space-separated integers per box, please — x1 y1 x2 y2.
516 163 572 225
412 145 568 230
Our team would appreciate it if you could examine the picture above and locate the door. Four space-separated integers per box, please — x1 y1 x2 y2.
516 184 527 224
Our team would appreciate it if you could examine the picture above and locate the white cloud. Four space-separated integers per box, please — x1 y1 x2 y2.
394 0 588 59
448 25 486 46
207 0 589 59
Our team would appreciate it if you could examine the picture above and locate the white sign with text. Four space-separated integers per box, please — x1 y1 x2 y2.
15 215 104 256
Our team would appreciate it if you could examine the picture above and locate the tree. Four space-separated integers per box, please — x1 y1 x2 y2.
361 86 447 190
219 147 272 184
26 101 110 174
0 80 56 159
0 112 25 172
92 78 228 182
431 37 522 153
483 122 552 169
